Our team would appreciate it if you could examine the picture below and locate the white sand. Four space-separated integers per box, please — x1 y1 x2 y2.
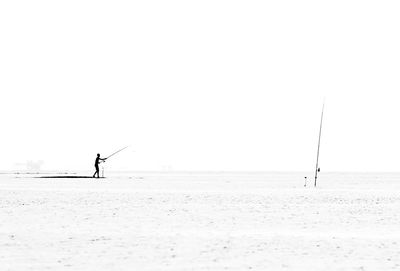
1 172 399 270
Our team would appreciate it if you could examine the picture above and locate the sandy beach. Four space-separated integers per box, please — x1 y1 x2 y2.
1 172 399 270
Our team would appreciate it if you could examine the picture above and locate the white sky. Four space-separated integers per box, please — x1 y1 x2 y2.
1 1 399 172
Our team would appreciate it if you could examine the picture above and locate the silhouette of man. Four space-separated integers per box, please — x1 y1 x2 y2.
93 154 107 178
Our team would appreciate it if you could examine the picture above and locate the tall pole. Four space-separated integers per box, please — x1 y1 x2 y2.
314 102 325 187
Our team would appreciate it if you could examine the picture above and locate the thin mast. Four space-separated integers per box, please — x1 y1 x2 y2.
314 102 325 187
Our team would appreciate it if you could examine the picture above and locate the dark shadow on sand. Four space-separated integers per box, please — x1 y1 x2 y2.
37 176 105 179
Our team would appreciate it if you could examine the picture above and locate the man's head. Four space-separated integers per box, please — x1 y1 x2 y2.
97 153 100 157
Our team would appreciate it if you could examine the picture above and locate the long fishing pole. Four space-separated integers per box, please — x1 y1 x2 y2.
314 102 325 187
106 146 129 160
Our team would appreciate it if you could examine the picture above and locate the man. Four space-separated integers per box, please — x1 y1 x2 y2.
93 153 107 178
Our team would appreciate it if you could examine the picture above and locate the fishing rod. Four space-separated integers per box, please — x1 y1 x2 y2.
99 146 129 177
314 102 325 187
106 146 129 160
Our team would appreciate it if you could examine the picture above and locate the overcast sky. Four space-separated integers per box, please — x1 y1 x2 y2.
1 1 399 172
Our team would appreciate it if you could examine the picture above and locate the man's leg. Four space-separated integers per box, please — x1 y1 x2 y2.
93 166 99 178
